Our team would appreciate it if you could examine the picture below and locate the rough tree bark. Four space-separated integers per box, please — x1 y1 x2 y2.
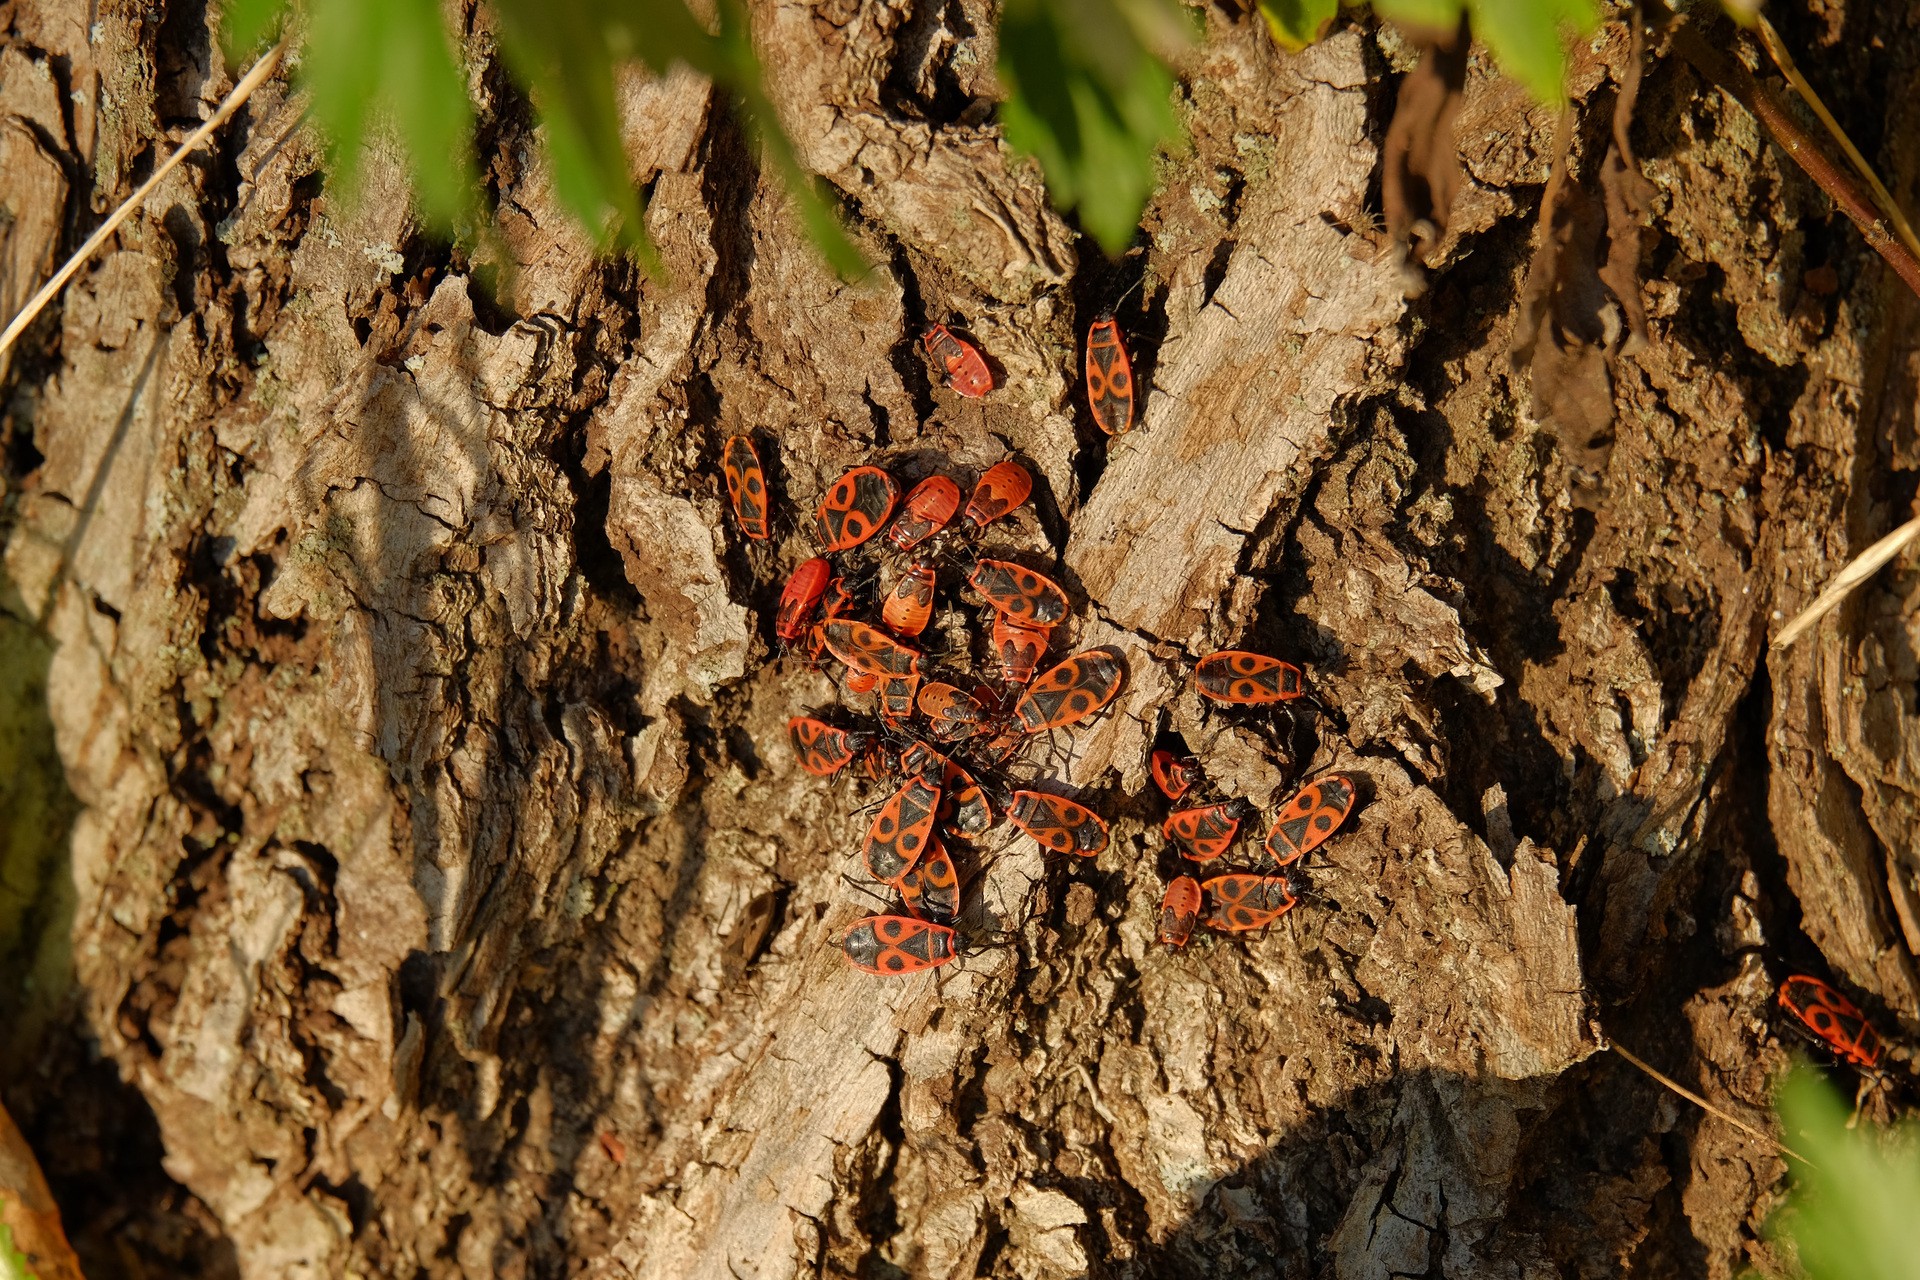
3 0 1920 1277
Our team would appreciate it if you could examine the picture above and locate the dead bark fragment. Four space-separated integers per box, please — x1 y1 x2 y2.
1599 6 1654 356
1511 25 1654 506
0 1100 85 1280
1381 22 1468 270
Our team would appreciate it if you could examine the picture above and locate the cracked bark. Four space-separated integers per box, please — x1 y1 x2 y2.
5 3 1920 1279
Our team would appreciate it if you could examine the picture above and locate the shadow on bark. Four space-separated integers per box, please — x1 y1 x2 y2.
1100 1062 1727 1279
2 574 239 1280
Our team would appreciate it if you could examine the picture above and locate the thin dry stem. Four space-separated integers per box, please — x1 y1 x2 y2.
1756 15 1920 265
1608 1040 1809 1164
1772 514 1920 650
1673 25 1920 301
0 40 287 363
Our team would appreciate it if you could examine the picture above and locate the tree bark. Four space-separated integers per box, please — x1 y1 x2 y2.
4 1 1920 1277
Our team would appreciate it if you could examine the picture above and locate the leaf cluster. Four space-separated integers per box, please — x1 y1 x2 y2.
224 0 861 274
1261 0 1598 101
225 0 1602 280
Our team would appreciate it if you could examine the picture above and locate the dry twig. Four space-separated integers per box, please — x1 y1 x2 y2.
0 40 287 363
1755 14 1920 265
1672 25 1920 300
1772 514 1920 650
1607 1039 1810 1164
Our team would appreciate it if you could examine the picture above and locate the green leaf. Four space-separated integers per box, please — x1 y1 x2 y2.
1372 0 1597 101
303 0 480 231
1775 1067 1920 1280
1465 0 1599 102
1371 0 1467 30
997 0 1188 256
0 1218 37 1280
1259 0 1340 50
488 0 656 262
713 0 868 279
221 0 291 62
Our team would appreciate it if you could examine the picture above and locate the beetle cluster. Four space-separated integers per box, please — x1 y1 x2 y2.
1145 651 1358 946
718 310 1368 973
718 327 1134 975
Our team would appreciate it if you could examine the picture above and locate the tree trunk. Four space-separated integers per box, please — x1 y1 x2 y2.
4 1 1920 1277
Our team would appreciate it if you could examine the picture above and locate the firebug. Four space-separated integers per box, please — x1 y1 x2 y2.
917 681 991 741
902 741 994 837
722 435 771 539
777 558 833 644
864 775 941 882
992 613 1050 685
898 838 961 924
1778 975 1883 1068
1084 316 1135 436
1008 790 1110 857
1201 872 1307 932
1012 648 1126 734
962 461 1033 530
1150 749 1200 801
1163 799 1255 862
923 324 993 398
840 914 958 975
1263 774 1356 865
1196 650 1304 705
889 476 962 551
881 560 937 637
1158 876 1200 947
814 465 900 551
787 716 871 778
819 619 921 677
969 559 1069 628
